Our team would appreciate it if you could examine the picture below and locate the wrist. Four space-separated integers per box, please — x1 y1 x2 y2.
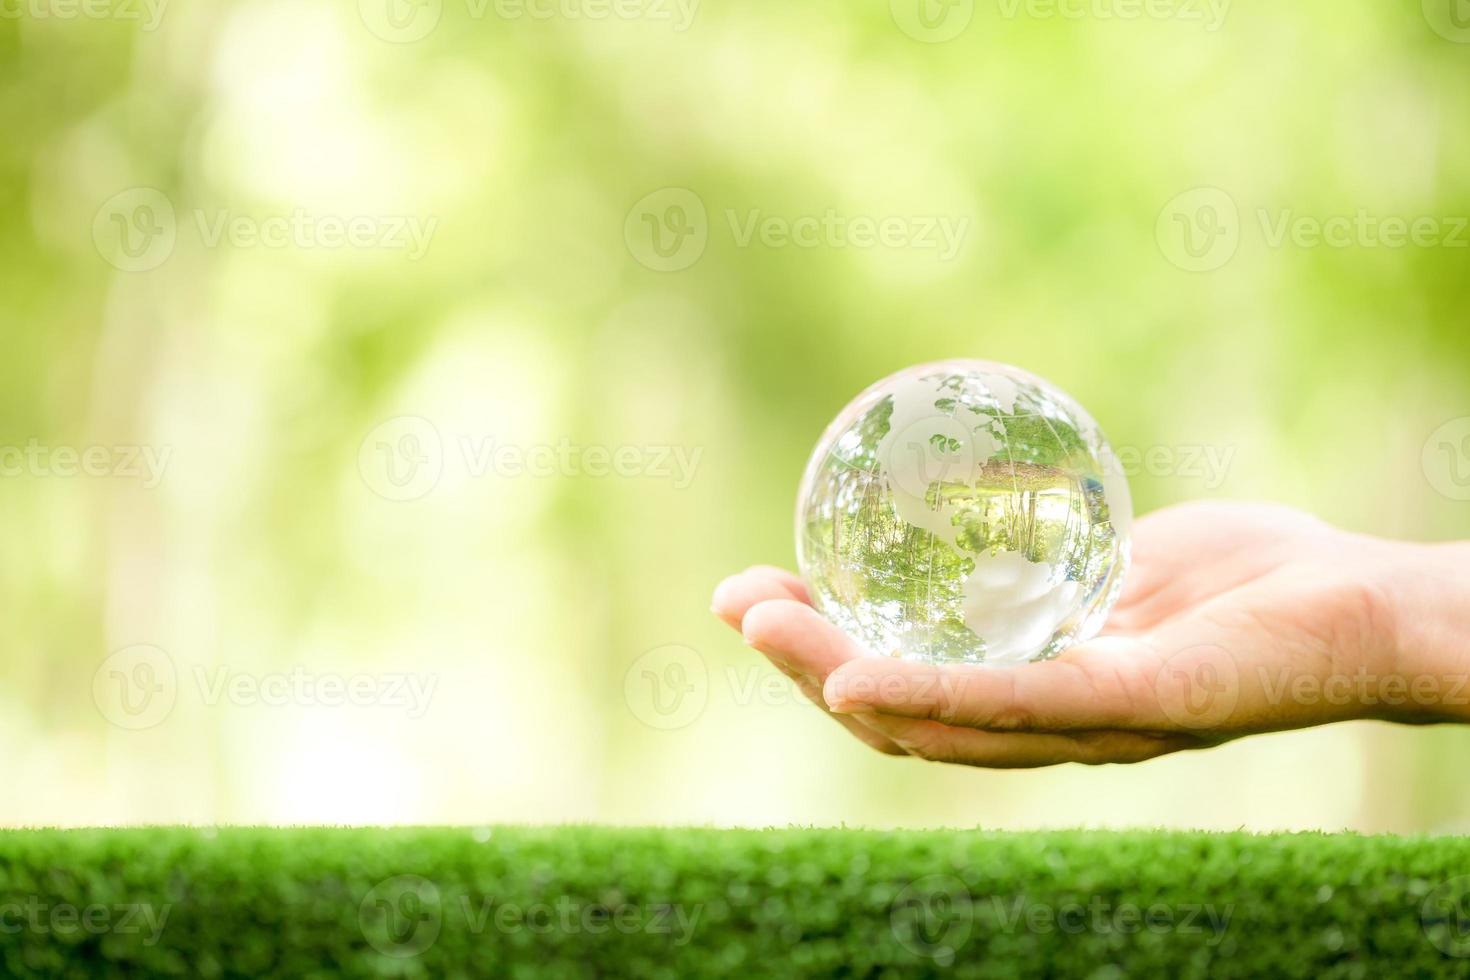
1374 538 1470 722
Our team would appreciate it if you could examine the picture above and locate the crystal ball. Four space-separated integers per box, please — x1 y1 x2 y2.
796 360 1132 665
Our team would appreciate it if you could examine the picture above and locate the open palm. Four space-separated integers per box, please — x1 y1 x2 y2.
712 501 1436 768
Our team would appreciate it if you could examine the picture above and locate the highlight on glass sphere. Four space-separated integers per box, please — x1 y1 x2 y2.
795 360 1132 665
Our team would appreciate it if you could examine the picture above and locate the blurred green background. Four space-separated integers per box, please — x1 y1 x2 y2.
1 0 1467 831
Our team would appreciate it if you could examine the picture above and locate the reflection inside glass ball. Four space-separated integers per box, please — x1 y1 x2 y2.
796 360 1132 665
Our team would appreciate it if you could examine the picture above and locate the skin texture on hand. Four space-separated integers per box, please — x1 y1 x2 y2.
711 501 1470 769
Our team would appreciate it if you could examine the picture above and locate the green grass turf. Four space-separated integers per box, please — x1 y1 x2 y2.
1 827 1468 978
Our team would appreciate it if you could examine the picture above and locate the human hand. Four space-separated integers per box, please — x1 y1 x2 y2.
711 501 1468 768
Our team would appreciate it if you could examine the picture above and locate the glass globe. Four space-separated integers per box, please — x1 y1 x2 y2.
796 360 1132 665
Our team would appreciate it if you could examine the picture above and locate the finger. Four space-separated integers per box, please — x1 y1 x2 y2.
741 598 874 684
851 714 1195 769
730 594 907 756
768 656 909 756
737 597 910 756
711 567 810 628
822 635 1178 733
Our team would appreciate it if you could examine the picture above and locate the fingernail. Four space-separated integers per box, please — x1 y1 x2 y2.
828 699 874 715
